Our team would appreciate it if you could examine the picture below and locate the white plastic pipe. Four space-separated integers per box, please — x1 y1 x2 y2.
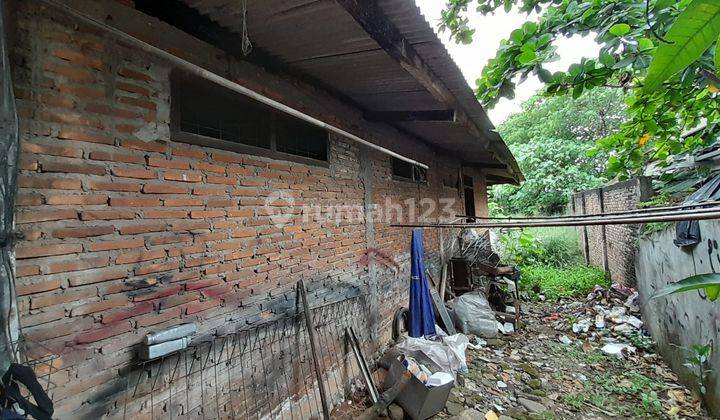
41 0 429 169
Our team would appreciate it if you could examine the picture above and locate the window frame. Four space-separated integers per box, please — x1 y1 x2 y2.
170 74 330 168
391 157 428 184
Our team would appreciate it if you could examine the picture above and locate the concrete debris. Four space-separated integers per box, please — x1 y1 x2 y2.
601 343 637 358
558 335 573 345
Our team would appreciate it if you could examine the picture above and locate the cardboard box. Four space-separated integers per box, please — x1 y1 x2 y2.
382 358 454 420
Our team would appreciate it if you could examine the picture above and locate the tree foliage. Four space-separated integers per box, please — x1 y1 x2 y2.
440 0 720 180
492 88 625 215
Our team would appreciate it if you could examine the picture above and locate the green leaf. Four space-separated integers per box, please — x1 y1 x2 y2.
650 273 720 301
517 50 537 65
644 0 720 92
716 33 720 72
609 23 631 36
638 37 655 51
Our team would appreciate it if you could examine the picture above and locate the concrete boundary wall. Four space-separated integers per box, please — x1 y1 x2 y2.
636 221 720 416
571 177 652 285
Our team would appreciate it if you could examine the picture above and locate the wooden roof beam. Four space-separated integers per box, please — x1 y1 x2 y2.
335 0 489 149
363 109 456 122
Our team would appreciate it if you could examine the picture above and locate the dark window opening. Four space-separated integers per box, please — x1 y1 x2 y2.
463 175 476 220
392 157 427 183
171 74 328 164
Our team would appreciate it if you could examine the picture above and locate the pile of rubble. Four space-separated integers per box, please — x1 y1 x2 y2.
434 284 710 419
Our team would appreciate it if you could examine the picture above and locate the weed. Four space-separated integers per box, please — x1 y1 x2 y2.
549 342 608 364
627 331 655 351
683 343 713 395
499 228 583 268
520 265 609 300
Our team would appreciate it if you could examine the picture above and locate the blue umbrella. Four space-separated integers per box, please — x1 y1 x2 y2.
408 228 436 337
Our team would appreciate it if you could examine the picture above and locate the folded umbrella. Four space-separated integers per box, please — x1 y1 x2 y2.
408 228 436 337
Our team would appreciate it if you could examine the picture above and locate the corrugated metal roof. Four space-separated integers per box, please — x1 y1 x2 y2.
178 0 521 183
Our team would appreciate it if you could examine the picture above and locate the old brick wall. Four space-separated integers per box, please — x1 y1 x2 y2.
9 2 479 417
571 177 653 285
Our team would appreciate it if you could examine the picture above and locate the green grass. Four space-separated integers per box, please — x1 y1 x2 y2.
520 265 609 300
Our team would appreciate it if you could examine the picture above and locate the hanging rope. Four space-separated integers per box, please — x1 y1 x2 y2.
240 0 252 56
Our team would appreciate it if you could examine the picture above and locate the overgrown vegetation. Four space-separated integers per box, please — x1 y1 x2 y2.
498 227 608 299
492 88 625 215
441 0 720 182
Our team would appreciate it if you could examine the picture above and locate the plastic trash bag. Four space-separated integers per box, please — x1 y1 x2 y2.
396 333 470 377
450 292 498 338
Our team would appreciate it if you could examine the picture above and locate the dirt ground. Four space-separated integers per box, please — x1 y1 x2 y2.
436 299 710 420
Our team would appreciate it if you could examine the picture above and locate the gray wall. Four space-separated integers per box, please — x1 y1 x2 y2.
636 221 720 416
572 177 653 285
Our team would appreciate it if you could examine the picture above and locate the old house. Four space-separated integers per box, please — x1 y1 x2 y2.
0 0 520 417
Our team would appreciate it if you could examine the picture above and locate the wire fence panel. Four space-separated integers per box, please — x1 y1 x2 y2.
121 295 374 419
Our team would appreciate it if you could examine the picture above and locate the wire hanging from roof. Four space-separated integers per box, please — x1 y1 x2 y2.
240 0 252 56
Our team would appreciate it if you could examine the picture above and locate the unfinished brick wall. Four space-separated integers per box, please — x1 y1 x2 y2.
571 177 653 285
9 2 480 417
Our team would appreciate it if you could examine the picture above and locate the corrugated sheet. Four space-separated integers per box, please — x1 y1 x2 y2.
178 0 521 182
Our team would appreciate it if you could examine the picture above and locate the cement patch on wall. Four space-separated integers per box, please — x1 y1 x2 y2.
636 221 720 416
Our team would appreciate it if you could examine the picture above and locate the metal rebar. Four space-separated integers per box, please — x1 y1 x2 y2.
298 281 330 419
457 200 720 221
393 209 720 229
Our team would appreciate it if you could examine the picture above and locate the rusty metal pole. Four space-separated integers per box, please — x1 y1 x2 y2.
297 280 330 419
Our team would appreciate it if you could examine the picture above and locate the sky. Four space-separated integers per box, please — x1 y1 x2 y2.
415 0 600 125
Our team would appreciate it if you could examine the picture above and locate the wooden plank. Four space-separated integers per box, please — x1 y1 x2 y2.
364 109 456 122
429 286 456 335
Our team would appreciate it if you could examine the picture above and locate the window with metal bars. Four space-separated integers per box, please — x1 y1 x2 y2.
391 157 427 183
171 73 328 164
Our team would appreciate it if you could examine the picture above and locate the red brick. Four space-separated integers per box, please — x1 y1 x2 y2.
134 261 180 276
46 255 109 274
131 284 183 302
172 147 205 159
101 301 153 324
147 157 189 170
74 320 133 344
88 180 141 192
168 244 204 257
118 67 153 82
111 167 157 179
89 151 145 164
16 279 63 296
18 156 38 171
185 299 221 315
164 171 202 183
232 228 256 238
21 230 42 241
224 249 254 261
22 141 82 158
190 210 225 219
53 225 114 239
185 278 223 291
30 287 97 310
57 130 112 145
192 162 225 174
143 210 188 219
228 209 254 218
110 197 161 207
16 209 77 224
204 263 237 276
120 138 165 153
24 317 94 341
242 157 268 167
156 293 199 309
136 307 182 328
142 183 190 194
115 123 139 134
71 297 127 317
86 238 144 252
16 243 82 259
15 265 40 277
115 249 166 264
163 197 202 207
85 103 138 119
185 255 222 268
16 194 43 206
118 223 166 235
52 48 103 69
40 160 105 175
58 84 104 100
118 96 156 111
194 232 227 243
212 152 242 164
68 268 128 286
240 178 265 187
192 186 226 196
148 234 192 246
81 210 135 220
201 283 233 299
116 82 150 97
44 61 95 82
206 176 237 185
45 194 108 205
18 175 81 190
170 221 210 231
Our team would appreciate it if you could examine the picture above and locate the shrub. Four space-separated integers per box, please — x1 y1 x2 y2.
520 265 609 300
498 227 582 268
